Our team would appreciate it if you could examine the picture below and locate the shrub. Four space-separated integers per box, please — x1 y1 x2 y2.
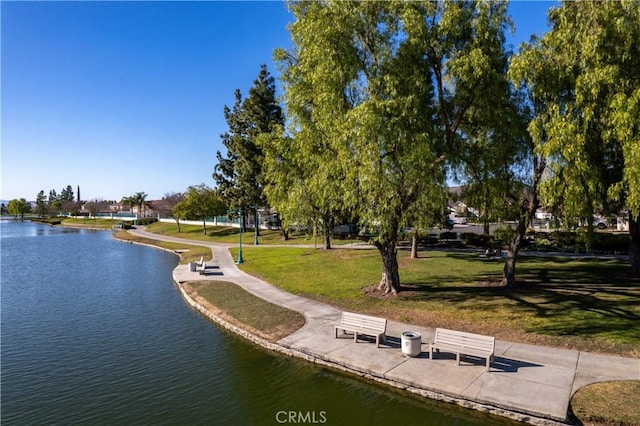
592 233 630 254
494 226 515 243
551 231 577 250
136 217 158 226
440 231 457 240
535 231 630 254
461 232 493 247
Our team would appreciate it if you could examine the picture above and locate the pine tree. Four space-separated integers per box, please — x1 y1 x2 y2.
213 65 284 231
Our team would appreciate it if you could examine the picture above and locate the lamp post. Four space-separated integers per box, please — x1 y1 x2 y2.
254 206 259 245
237 208 244 264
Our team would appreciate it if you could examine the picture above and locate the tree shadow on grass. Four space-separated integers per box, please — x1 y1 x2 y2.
398 258 640 342
206 226 240 237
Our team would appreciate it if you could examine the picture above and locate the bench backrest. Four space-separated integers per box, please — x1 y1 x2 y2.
341 311 387 332
434 328 494 352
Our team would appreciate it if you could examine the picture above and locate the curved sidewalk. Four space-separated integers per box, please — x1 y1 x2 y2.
128 227 640 425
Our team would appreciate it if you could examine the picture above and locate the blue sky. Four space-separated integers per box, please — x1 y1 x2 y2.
1 1 554 202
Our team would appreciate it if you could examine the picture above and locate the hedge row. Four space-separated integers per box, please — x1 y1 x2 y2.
417 230 629 254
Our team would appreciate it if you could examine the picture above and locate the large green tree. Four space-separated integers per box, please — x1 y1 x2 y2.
456 92 531 238
510 0 640 273
158 192 186 232
274 0 512 294
60 185 74 203
35 190 48 217
260 115 351 248
213 65 284 234
455 82 537 288
7 198 31 219
174 184 227 235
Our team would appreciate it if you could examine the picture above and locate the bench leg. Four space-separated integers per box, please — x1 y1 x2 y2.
486 355 493 372
335 328 351 339
456 352 460 366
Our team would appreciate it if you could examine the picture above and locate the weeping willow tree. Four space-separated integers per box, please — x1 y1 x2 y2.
267 0 513 294
510 0 640 274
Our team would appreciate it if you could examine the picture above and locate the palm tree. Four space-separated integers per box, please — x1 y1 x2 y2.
120 196 133 215
134 192 149 217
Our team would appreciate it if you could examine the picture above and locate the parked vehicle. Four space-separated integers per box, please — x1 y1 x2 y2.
593 216 608 230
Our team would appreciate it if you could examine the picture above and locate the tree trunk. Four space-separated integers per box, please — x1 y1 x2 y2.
501 226 523 287
630 211 640 275
322 214 333 250
202 218 207 235
410 233 418 259
501 158 545 287
375 240 400 295
174 218 181 233
501 194 536 287
277 217 289 240
322 222 332 249
483 219 490 235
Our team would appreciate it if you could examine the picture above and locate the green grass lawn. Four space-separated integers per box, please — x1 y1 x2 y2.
571 381 640 425
233 246 640 356
185 281 305 342
60 217 124 228
146 221 363 246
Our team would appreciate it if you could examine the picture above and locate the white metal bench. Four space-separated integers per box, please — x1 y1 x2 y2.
334 311 387 347
429 328 495 371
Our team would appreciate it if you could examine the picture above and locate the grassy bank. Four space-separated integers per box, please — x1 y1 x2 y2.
571 381 640 425
183 281 305 342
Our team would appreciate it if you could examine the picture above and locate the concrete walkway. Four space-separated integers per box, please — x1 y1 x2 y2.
128 227 639 425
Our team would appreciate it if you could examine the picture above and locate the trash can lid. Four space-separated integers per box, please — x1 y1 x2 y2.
402 331 421 338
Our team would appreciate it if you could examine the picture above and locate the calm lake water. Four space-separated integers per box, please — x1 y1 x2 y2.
1 220 511 425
